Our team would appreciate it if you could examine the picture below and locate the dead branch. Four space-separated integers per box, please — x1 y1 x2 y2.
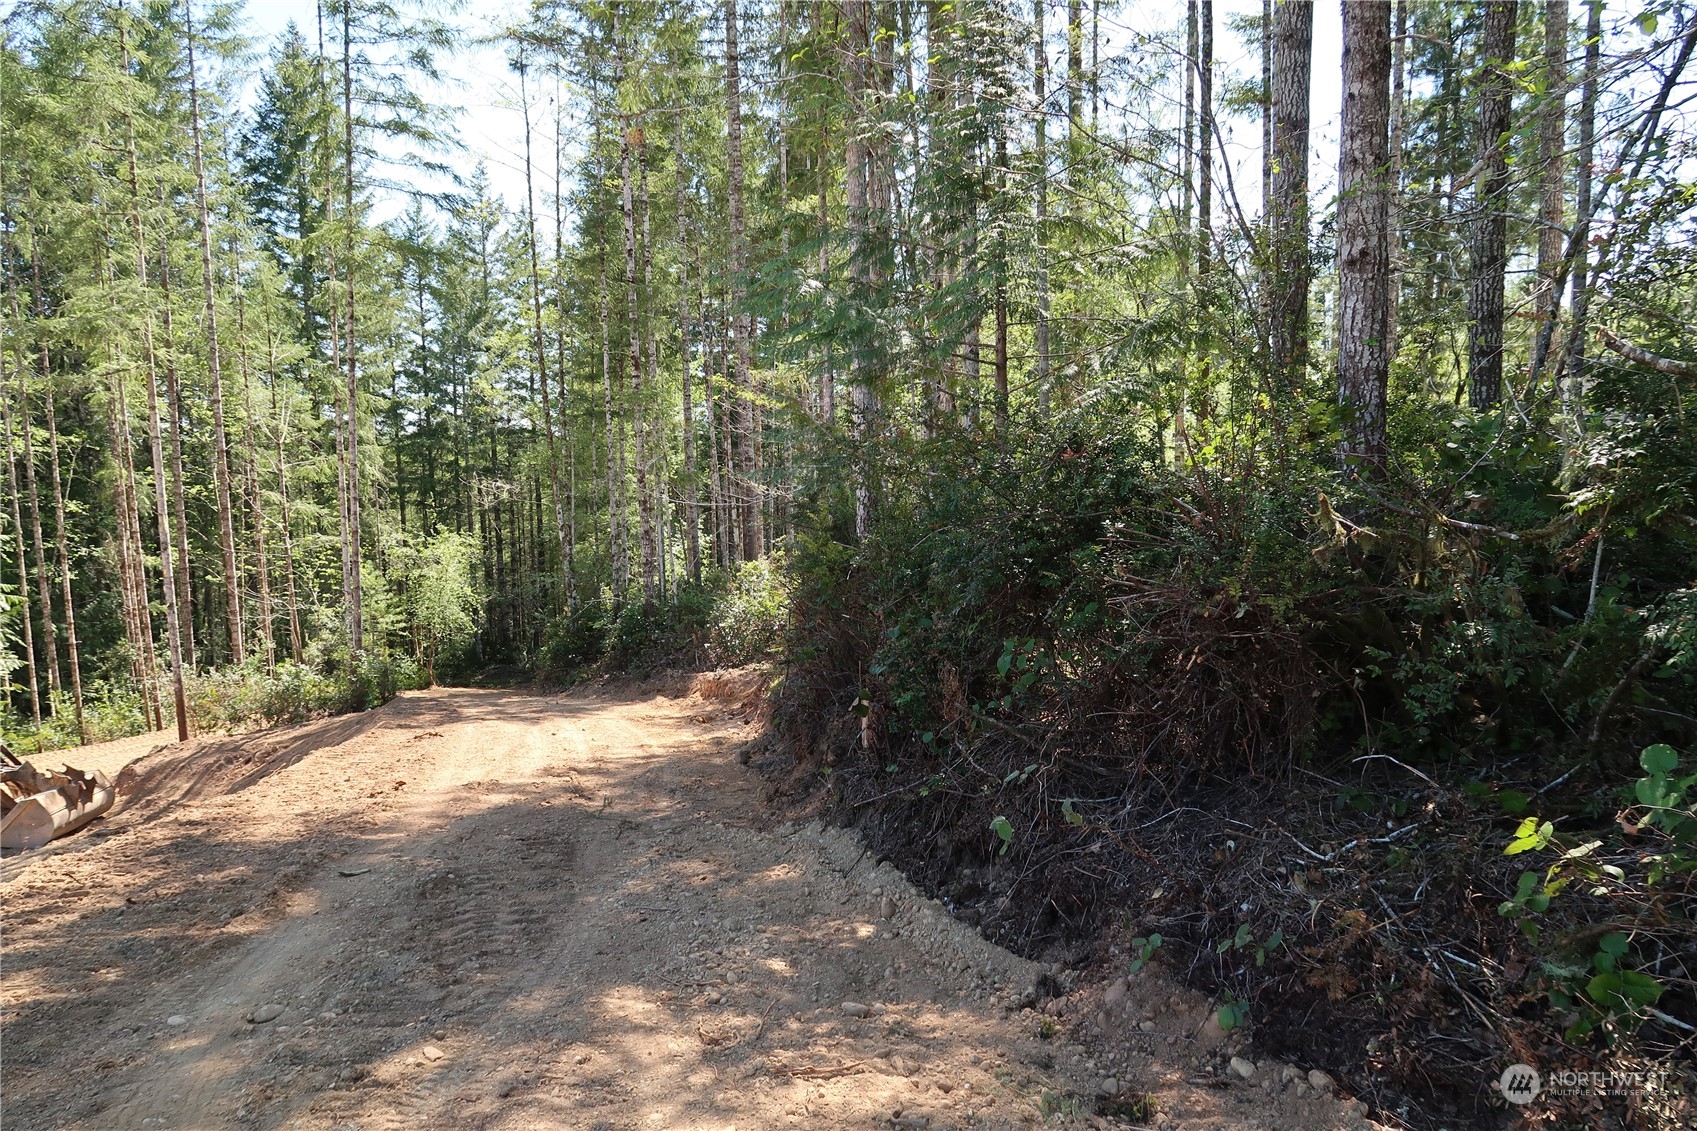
1599 327 1697 378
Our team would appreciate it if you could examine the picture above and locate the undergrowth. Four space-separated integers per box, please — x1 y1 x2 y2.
767 404 1696 1130
534 560 791 680
2 650 426 755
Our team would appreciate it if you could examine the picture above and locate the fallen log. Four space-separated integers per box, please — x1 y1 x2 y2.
0 758 115 851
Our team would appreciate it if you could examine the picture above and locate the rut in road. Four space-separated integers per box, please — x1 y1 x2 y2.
0 680 1369 1131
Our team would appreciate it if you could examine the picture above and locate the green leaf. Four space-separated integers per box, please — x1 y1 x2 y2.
1506 818 1553 855
1499 790 1529 815
1641 744 1679 775
1637 776 1676 807
990 815 1014 855
1636 10 1658 34
1587 969 1662 1013
1061 799 1084 827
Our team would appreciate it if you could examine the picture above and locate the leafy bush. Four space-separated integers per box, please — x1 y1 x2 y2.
540 601 612 672
2 682 148 754
710 557 791 665
1497 744 1696 1042
184 651 425 733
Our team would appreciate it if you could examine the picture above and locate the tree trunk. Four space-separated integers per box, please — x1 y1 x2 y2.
37 335 86 743
702 267 730 569
638 113 670 598
555 81 578 611
119 34 191 737
265 324 304 662
717 298 737 563
184 1 244 666
924 0 955 436
155 219 197 671
1198 1 1214 278
599 210 626 599
518 54 573 611
675 111 702 586
1034 0 1052 414
1261 0 1272 232
1067 0 1083 153
148 312 195 740
1561 0 1601 420
1466 0 1518 411
1269 1 1313 395
102 352 159 731
7 273 58 699
993 125 1010 435
1387 0 1406 359
845 0 881 536
622 121 658 604
725 0 762 562
232 265 275 671
1183 2 1196 235
1337 0 1393 472
341 0 364 651
1 363 41 728
1536 1 1568 324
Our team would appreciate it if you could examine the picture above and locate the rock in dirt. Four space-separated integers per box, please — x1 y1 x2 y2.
840 1001 873 1018
1308 1068 1336 1092
338 866 371 877
1229 1056 1256 1080
880 896 897 919
166 1015 187 1027
1097 1076 1119 1096
248 1004 284 1025
420 1045 446 1062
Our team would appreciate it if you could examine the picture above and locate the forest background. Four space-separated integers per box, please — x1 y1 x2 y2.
3 0 1696 1126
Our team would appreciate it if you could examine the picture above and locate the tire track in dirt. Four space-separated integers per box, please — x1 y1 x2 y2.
2 681 1382 1131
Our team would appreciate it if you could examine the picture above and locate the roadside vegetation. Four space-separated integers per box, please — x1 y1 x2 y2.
2 2 1693 1126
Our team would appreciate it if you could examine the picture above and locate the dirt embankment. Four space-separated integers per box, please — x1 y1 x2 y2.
2 678 1380 1131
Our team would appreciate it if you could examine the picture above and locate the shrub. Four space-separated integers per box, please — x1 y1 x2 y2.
180 651 425 734
710 557 791 665
541 601 612 672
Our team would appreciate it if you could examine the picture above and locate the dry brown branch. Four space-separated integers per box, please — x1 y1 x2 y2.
765 1059 867 1079
1599 327 1697 377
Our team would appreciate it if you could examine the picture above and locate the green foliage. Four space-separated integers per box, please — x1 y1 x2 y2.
710 557 791 665
540 602 611 672
4 683 148 754
1127 934 1163 976
384 530 481 679
1214 997 1248 1033
183 652 425 733
1497 746 1695 1038
1216 924 1284 968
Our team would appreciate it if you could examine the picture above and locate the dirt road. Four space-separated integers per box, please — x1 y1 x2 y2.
1 680 1373 1131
